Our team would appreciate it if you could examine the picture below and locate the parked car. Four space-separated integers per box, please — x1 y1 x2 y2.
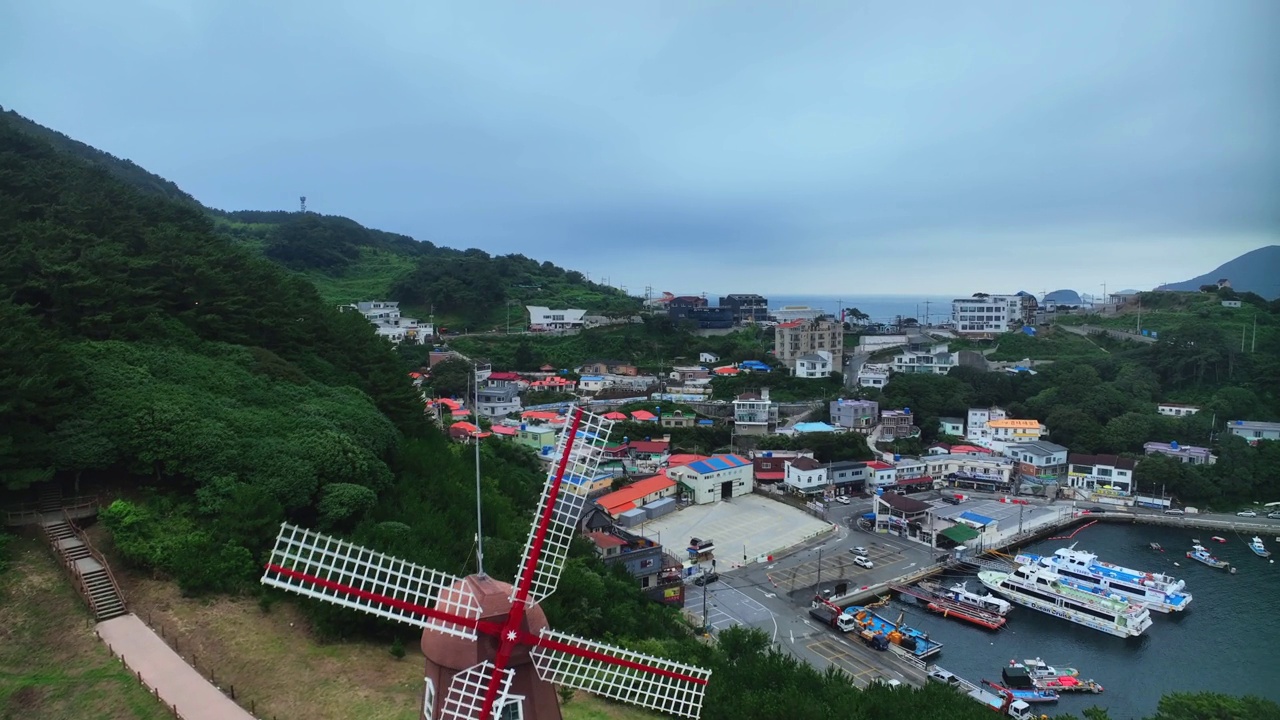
836 496 851 505
853 556 874 569
1164 508 1185 515
940 497 961 505
693 571 720 587
1267 512 1280 520
852 546 869 555
1087 506 1108 513
1236 510 1258 518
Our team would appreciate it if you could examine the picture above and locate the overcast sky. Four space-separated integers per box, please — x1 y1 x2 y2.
4 1 1278 296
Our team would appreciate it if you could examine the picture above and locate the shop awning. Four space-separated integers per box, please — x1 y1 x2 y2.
940 524 980 543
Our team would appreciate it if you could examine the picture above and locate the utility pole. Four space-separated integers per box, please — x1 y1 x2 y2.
701 571 708 634
1136 295 1142 335
1252 315 1258 352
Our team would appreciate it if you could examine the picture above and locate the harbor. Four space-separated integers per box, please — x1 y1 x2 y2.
713 494 1280 719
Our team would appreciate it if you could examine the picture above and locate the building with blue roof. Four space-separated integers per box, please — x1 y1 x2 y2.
670 453 753 505
793 421 837 434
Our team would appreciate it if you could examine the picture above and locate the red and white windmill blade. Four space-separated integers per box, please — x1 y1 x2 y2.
261 406 712 720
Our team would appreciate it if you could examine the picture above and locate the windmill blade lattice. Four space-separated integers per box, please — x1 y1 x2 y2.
530 628 711 719
261 523 480 639
438 662 515 720
511 407 614 607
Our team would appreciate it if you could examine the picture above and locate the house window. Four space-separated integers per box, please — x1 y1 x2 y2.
423 677 436 719
639 558 654 569
497 698 524 720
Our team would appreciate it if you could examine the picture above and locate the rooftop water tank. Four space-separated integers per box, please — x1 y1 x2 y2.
1171 440 1180 449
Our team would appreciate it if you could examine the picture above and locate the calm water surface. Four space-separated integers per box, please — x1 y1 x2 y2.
888 523 1280 719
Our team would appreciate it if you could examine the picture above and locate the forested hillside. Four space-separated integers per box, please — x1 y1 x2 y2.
2 108 642 328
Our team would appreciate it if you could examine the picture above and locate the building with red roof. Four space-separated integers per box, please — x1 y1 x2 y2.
595 475 677 516
630 410 657 421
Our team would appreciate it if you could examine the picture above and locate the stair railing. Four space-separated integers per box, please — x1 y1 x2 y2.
63 509 128 616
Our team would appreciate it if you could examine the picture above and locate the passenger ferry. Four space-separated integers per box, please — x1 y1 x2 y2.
1016 544 1192 613
978 564 1153 638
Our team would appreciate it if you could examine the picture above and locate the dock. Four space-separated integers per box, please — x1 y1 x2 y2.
889 584 1006 630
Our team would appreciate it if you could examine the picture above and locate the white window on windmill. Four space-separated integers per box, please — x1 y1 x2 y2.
422 677 435 720
497 696 525 720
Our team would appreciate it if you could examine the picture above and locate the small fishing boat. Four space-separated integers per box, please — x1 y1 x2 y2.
1249 537 1272 558
1211 536 1227 544
983 679 1059 703
1036 675 1104 694
1186 544 1230 569
1019 658 1079 679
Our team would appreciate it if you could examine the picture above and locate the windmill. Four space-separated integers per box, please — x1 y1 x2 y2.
261 406 712 720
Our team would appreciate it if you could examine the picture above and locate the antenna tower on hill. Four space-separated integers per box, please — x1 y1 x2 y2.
300 196 307 213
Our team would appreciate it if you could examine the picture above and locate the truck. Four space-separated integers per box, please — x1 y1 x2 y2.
808 604 889 650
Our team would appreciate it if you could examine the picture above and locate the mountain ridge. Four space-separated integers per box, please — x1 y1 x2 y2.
1156 245 1280 299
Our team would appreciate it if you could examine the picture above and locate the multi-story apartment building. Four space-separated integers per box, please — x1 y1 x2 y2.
733 389 778 435
774 318 843 374
830 399 879 431
951 294 1024 337
1008 441 1069 483
718 294 769 324
880 409 916 440
966 407 1007 444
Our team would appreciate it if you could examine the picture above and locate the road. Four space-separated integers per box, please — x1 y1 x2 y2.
1059 324 1156 344
843 352 871 389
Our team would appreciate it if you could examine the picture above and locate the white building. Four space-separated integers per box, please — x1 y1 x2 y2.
699 352 719 364
1157 403 1201 418
966 407 1007 444
923 454 1015 484
1227 420 1280 443
857 364 891 389
526 306 587 331
340 301 433 344
783 457 827 496
474 384 522 419
952 295 1023 336
985 419 1046 455
794 351 833 379
733 389 778 435
865 461 897 488
891 343 958 375
1067 453 1136 496
670 454 753 505
577 375 609 393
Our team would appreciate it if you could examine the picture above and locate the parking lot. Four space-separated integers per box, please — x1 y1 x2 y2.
766 541 904 592
640 493 832 569
688 581 778 634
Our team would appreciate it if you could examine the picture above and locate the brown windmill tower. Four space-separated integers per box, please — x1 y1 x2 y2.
262 406 711 720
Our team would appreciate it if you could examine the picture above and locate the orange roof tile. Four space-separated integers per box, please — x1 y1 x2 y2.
597 476 677 514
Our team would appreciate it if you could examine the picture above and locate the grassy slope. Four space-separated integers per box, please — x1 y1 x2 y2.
78 525 654 720
0 533 169 720
1056 292 1277 349
984 325 1107 361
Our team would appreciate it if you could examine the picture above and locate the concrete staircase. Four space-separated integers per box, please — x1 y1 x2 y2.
42 516 127 621
38 485 63 514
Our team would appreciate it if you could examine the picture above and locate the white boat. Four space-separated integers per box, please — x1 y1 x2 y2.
927 580 1013 616
1017 658 1079 679
1016 544 1192 613
978 564 1153 638
1249 537 1271 558
1186 544 1230 569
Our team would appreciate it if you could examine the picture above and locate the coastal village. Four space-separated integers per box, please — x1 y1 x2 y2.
340 289 1280 609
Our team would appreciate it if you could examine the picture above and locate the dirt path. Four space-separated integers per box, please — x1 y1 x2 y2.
96 615 256 720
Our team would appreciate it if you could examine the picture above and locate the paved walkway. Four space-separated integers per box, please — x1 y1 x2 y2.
97 614 256 720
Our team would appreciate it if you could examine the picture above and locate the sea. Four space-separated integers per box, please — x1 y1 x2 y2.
887 523 1280 719
759 294 956 326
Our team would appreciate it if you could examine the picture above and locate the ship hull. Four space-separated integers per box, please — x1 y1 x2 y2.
978 572 1150 638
